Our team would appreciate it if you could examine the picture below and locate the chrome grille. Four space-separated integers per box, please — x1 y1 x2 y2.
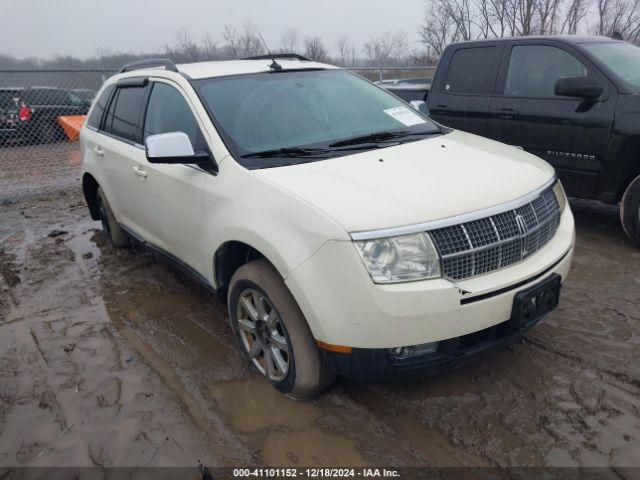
429 187 561 281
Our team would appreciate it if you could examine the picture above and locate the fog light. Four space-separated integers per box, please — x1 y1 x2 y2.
389 342 438 359
390 347 411 358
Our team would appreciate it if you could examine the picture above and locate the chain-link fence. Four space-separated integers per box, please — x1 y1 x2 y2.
0 69 116 200
0 66 433 200
0 69 116 148
351 66 436 83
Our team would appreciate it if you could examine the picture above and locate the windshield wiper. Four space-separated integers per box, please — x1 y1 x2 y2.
328 130 410 148
329 130 442 149
241 146 329 159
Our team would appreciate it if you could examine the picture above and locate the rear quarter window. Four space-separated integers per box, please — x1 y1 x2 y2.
444 46 499 95
103 85 147 143
86 85 114 129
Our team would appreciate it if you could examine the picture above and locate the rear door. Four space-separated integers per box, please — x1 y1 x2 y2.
98 79 150 232
428 45 502 136
488 42 616 197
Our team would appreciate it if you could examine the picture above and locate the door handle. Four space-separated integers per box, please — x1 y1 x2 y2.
133 166 147 178
492 108 518 120
432 104 450 113
94 146 104 156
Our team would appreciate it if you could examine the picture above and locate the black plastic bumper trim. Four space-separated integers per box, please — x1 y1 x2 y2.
323 312 547 382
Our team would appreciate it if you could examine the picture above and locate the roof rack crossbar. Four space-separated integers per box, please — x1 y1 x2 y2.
120 58 179 73
244 53 311 62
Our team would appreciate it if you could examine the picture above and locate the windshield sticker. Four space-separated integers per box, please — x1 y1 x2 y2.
383 107 426 127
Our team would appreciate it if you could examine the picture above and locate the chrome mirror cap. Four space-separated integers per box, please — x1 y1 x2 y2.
145 132 194 159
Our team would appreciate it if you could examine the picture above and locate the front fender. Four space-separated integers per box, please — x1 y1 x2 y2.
202 159 349 285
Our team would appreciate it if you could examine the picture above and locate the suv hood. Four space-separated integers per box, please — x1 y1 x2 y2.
254 130 555 234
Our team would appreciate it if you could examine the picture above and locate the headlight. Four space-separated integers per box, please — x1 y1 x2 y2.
553 180 567 214
354 232 441 283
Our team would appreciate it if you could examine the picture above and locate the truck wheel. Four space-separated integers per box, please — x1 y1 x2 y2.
97 188 129 248
228 259 335 400
621 175 640 248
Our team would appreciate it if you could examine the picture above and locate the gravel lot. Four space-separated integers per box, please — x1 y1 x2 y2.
1 144 639 476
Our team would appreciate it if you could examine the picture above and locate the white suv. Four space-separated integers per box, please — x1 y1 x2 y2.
80 56 575 399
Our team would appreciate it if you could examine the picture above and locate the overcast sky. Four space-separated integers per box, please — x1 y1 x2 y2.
1 0 427 59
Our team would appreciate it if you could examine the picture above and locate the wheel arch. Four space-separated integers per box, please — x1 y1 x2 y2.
615 135 640 202
214 240 282 300
82 173 100 220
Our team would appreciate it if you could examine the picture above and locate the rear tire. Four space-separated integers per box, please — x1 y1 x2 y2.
97 187 129 248
228 259 335 400
620 174 640 248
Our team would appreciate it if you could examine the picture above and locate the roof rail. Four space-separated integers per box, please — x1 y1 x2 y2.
119 58 179 73
244 53 311 62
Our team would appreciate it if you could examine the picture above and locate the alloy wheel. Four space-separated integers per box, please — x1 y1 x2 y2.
236 288 290 382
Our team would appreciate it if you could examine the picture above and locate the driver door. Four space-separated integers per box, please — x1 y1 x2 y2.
488 43 616 197
134 81 213 276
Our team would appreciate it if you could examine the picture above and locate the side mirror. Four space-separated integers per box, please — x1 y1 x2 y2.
554 76 603 100
410 100 429 115
145 131 209 164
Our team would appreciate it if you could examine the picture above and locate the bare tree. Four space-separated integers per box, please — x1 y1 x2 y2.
304 36 329 62
280 28 299 53
422 0 605 57
221 24 240 58
238 21 264 57
420 1 460 56
363 31 408 67
488 0 513 36
221 21 264 58
336 37 356 66
596 0 640 40
561 0 589 33
201 33 218 61
537 0 562 33
174 29 200 62
444 0 476 39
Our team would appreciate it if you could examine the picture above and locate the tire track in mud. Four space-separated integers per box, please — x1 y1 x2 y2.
1 183 640 469
0 194 252 466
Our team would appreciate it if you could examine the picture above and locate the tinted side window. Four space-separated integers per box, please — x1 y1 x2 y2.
105 86 147 142
86 85 114 129
143 82 205 151
505 45 587 98
444 47 498 95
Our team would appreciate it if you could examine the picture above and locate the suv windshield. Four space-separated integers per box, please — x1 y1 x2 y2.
583 42 640 89
193 69 441 168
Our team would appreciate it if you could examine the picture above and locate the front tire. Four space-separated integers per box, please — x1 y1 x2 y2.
620 174 640 248
97 187 129 248
228 259 335 400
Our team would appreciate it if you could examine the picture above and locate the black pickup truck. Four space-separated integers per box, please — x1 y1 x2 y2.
427 35 640 246
22 87 90 143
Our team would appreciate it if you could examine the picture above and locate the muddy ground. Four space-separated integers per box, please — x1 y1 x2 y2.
0 144 639 475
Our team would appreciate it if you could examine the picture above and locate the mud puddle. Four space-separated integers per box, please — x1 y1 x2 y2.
0 180 639 470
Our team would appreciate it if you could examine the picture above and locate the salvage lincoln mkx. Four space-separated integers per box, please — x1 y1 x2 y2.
80 55 575 399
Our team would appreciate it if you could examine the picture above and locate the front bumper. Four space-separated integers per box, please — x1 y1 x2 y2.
323 305 549 381
286 207 574 350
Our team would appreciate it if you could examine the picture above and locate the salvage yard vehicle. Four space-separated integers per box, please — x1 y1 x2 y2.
80 56 574 399
427 35 640 247
382 83 430 115
0 87 31 146
22 87 90 143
